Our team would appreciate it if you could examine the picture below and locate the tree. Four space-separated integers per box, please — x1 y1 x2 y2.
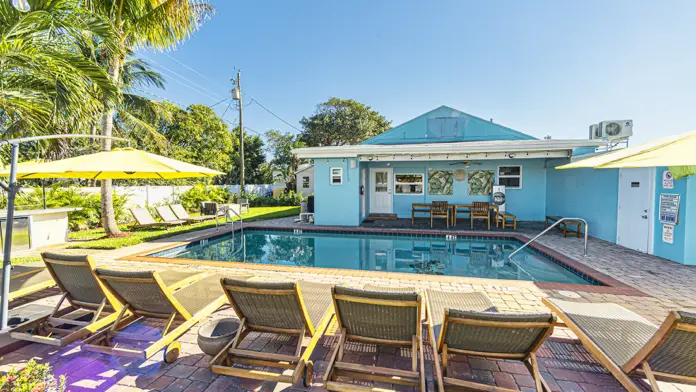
265 130 305 191
299 97 391 146
157 103 234 182
87 0 213 236
230 132 270 185
0 0 116 139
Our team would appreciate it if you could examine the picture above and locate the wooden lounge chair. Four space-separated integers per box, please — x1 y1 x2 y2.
155 205 190 225
129 207 184 229
426 289 555 392
543 298 696 392
210 279 334 387
170 204 216 223
324 285 425 392
1 265 55 302
471 201 491 230
10 253 206 347
83 269 235 363
431 201 450 228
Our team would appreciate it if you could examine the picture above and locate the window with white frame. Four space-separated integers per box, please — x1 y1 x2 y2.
394 173 424 194
497 166 522 189
302 176 310 188
330 167 343 185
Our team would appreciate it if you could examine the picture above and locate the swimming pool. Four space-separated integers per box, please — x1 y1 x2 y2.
147 229 596 285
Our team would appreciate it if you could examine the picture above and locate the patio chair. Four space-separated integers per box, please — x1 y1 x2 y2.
543 298 696 392
470 201 491 230
155 205 190 225
324 286 425 391
10 254 204 347
170 204 216 223
1 265 55 302
426 289 555 392
210 279 334 387
239 198 250 212
431 201 450 228
129 207 184 230
83 269 239 363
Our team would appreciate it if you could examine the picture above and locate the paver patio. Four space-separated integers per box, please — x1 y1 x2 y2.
2 217 696 392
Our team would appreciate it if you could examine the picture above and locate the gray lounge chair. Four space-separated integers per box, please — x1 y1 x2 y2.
10 254 203 347
544 298 696 392
84 269 237 363
129 207 184 229
170 204 215 223
210 279 334 387
324 285 425 392
239 198 249 212
427 290 555 392
1 265 55 302
154 205 190 225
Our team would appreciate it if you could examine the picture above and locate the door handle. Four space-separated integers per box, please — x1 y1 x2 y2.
641 215 648 219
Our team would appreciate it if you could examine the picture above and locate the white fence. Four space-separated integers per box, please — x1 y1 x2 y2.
10 184 283 209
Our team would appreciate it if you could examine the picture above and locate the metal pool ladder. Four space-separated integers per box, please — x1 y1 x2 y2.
509 217 589 259
215 206 244 239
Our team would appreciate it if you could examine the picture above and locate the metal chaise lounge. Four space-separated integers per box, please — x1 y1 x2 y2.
543 298 696 392
129 207 184 230
324 285 425 392
170 204 216 223
1 265 55 302
83 269 235 363
426 289 556 392
210 278 334 387
10 253 204 347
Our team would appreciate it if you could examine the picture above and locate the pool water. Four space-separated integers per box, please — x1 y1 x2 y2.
150 229 594 285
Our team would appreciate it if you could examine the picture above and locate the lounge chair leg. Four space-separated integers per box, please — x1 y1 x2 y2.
411 335 418 372
642 362 661 392
441 344 448 377
323 329 346 388
526 353 544 392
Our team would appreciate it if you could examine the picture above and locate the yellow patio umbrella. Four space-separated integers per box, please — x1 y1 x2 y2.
556 131 696 179
0 147 224 179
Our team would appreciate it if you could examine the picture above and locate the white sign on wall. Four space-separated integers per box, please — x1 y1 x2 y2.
659 193 681 224
662 170 674 189
662 224 674 244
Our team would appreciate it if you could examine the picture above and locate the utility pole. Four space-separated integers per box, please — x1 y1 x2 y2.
232 72 244 198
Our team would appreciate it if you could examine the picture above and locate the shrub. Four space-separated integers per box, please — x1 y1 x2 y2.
178 183 228 212
0 360 66 392
246 190 305 207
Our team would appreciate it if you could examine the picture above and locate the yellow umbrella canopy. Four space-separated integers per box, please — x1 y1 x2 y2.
0 148 224 180
557 131 696 178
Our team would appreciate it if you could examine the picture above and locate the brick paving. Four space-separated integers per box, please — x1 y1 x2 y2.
2 218 696 391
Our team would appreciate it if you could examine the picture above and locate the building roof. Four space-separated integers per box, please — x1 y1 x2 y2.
293 139 607 161
295 164 313 174
361 105 537 145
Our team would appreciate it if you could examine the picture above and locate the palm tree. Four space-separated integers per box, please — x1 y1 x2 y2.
0 0 116 140
85 0 213 236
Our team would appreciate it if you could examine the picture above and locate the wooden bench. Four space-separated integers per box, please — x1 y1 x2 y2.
546 216 583 238
496 211 517 230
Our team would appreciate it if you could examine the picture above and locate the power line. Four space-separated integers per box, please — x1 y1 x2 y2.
140 54 226 101
210 98 228 108
221 100 233 118
162 52 219 85
249 98 302 132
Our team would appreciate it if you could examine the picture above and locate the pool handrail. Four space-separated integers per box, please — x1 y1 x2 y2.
509 217 588 259
215 205 243 239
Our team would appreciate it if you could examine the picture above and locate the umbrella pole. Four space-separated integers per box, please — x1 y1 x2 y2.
1 143 19 330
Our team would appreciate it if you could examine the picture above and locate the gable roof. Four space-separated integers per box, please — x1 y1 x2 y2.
362 105 536 145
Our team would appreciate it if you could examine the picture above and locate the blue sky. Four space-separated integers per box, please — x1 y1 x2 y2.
141 0 696 146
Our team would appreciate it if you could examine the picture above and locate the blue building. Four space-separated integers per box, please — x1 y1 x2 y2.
294 105 696 265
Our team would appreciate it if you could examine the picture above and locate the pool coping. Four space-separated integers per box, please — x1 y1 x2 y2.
120 224 647 296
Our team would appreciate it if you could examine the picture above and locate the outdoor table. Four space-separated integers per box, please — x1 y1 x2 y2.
410 203 499 227
450 204 499 227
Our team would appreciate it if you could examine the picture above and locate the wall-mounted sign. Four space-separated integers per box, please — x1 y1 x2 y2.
659 193 681 224
662 170 674 189
662 224 674 244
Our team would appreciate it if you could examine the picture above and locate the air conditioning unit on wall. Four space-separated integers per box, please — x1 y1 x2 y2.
589 124 601 140
599 120 633 139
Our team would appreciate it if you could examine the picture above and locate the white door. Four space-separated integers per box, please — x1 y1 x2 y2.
617 168 654 253
369 168 392 214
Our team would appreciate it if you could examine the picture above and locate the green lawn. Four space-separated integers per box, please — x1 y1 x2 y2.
10 255 42 265
68 206 299 250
